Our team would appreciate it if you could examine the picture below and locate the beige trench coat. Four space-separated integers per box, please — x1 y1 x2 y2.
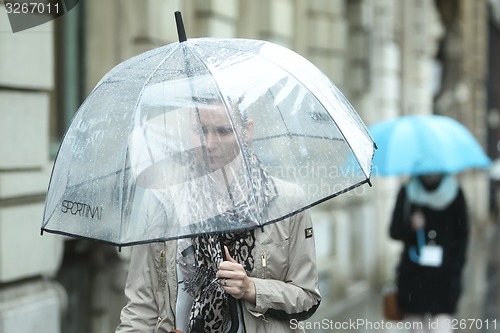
116 179 321 333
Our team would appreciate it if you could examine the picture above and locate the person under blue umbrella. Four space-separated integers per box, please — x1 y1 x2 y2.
389 173 469 333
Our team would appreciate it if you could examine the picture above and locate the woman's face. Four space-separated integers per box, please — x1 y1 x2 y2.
192 105 253 171
418 173 444 191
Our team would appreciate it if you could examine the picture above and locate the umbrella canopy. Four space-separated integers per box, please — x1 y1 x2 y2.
369 114 491 176
42 23 374 247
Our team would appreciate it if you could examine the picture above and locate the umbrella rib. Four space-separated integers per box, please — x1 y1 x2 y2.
42 48 170 229
120 45 180 243
267 87 305 180
181 44 232 220
254 52 373 181
188 42 374 213
185 44 267 222
253 133 345 142
187 44 373 225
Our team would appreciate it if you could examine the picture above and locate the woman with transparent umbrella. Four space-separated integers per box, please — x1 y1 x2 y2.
115 99 321 333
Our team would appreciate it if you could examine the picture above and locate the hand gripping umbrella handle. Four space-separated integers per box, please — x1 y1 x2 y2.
220 238 240 333
191 239 240 333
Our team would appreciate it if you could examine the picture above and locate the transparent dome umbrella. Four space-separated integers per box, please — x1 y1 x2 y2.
369 114 490 176
41 13 375 248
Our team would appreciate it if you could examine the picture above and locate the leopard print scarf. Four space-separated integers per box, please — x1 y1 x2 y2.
181 152 276 333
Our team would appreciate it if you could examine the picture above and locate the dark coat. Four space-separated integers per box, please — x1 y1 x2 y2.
389 186 469 315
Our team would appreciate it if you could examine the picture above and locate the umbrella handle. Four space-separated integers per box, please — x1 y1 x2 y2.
193 315 204 333
220 239 240 333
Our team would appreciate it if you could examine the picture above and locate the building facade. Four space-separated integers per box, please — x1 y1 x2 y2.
0 0 496 332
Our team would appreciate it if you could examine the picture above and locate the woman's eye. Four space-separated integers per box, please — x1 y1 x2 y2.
216 127 233 136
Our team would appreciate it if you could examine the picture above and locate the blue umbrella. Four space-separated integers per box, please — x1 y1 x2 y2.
370 114 491 176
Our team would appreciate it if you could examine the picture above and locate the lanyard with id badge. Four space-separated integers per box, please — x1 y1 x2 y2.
409 227 443 267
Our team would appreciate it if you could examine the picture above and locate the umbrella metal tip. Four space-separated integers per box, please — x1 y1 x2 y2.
174 11 187 43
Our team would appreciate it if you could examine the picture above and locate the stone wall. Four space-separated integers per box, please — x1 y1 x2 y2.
0 6 64 333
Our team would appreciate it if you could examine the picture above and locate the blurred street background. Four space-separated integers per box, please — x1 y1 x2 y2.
1 1 500 332
307 222 500 332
